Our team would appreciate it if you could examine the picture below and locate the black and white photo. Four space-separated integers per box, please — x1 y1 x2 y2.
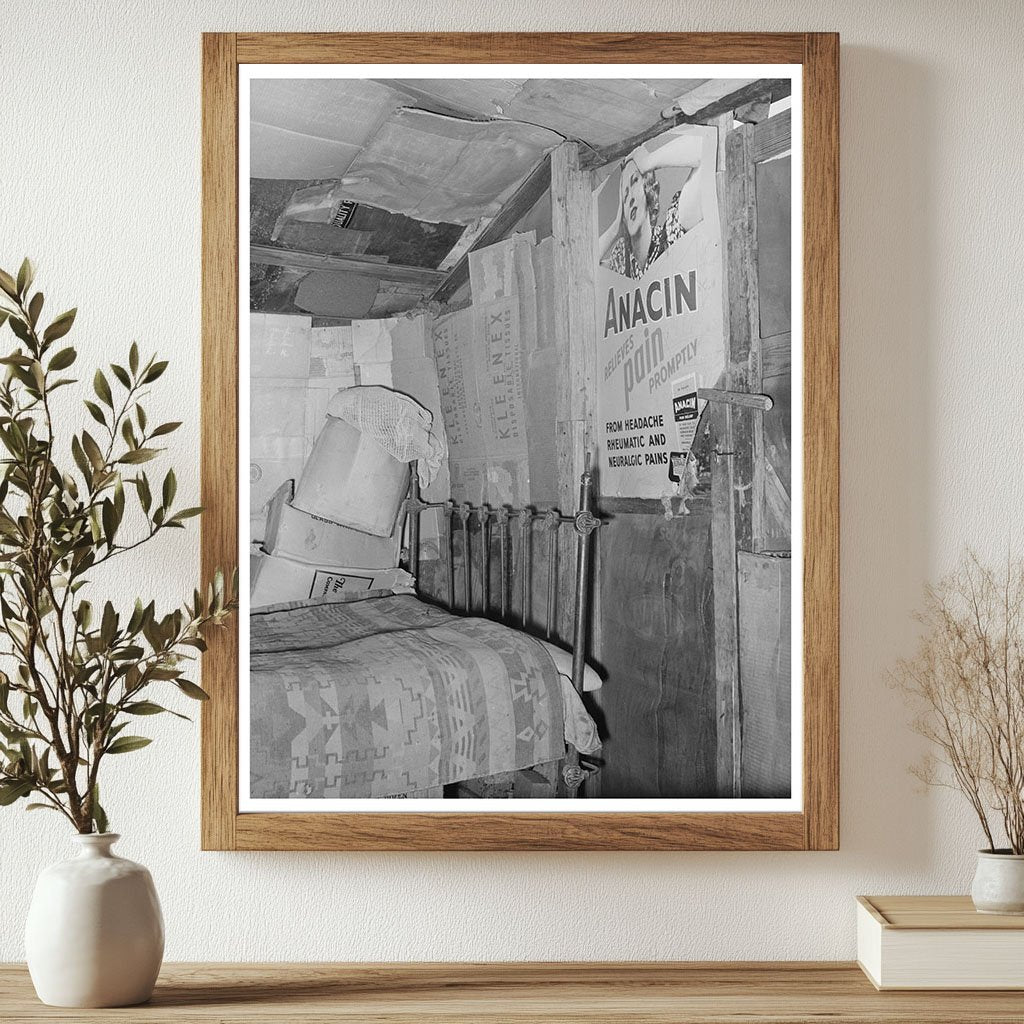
239 65 801 810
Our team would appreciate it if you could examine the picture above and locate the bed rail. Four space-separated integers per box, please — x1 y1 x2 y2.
404 463 601 795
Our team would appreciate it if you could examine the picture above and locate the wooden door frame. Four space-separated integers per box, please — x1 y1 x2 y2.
714 108 796 798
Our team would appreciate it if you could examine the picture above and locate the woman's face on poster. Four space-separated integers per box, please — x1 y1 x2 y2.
619 158 648 239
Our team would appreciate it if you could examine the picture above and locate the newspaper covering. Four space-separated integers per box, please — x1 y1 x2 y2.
432 236 533 505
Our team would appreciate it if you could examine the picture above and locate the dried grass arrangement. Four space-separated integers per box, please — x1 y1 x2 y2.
896 552 1024 854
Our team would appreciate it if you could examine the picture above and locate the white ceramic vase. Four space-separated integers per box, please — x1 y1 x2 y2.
971 850 1024 915
25 833 164 1007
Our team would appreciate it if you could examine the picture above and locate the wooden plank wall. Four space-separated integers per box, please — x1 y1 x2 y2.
738 551 791 796
588 110 784 800
754 150 793 552
427 109 795 803
597 512 718 797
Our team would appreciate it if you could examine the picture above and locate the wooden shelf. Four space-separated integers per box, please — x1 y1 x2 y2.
3 962 1024 1022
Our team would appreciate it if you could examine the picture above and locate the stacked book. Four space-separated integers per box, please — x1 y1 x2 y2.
857 895 1024 989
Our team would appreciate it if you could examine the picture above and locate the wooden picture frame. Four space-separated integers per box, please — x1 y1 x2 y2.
201 32 838 851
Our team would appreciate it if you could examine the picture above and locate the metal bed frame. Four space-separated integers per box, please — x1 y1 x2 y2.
403 461 602 796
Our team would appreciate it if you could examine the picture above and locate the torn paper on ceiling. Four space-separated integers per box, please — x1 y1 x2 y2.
339 108 562 224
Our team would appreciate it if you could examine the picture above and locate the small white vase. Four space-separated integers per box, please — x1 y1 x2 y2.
25 833 164 1007
971 849 1024 915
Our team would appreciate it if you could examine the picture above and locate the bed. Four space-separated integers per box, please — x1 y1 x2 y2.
250 465 603 800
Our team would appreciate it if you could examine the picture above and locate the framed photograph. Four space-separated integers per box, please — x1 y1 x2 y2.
201 32 838 850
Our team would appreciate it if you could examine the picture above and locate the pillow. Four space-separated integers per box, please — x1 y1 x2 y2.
536 639 603 692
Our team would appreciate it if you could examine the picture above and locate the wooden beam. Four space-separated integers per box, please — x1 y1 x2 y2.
724 122 761 555
710 405 741 799
581 79 791 170
431 154 553 304
698 387 773 412
551 144 596 499
550 142 596 642
251 245 445 288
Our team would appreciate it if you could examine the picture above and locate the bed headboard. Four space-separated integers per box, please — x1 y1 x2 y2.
403 464 601 699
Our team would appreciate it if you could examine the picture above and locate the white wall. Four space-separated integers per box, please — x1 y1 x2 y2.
2 0 1023 962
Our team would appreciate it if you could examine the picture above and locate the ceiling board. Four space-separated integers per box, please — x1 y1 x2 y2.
250 123 363 181
250 78 402 179
251 78 398 144
383 78 709 148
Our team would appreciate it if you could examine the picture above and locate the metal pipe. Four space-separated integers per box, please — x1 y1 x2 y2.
497 507 509 622
521 512 532 629
570 465 599 696
458 504 472 613
564 459 601 799
407 469 421 580
544 509 560 640
480 508 490 617
444 503 455 611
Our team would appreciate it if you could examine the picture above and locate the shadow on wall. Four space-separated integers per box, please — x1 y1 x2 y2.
838 47 938 871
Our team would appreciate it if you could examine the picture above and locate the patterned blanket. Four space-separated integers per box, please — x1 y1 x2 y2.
250 595 570 798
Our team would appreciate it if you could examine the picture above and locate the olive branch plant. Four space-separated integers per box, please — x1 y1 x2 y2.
0 259 236 834
895 551 1024 854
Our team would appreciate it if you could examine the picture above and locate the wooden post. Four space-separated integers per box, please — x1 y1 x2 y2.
550 142 596 642
724 122 762 555
710 403 741 798
708 117 765 799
